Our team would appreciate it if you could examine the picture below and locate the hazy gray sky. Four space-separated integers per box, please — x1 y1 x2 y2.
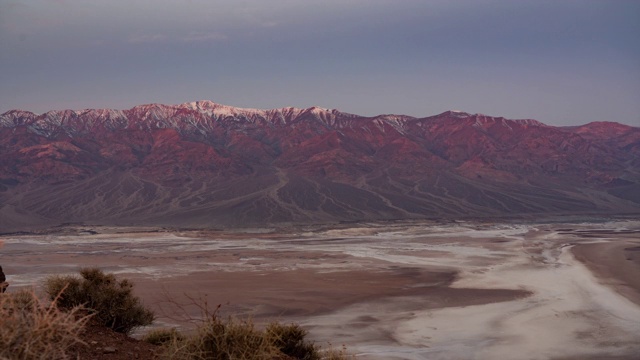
1 0 639 126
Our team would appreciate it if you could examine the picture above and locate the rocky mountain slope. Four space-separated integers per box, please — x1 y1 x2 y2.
1 101 639 230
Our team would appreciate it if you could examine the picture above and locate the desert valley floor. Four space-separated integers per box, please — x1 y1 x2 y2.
2 219 640 360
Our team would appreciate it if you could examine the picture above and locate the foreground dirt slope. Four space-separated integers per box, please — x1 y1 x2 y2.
1 102 639 230
70 317 159 360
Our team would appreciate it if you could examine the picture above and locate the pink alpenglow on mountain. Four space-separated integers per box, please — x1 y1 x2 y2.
1 102 639 231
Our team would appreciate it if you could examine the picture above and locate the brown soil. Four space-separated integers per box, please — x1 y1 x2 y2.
139 267 530 324
572 238 640 306
69 317 159 360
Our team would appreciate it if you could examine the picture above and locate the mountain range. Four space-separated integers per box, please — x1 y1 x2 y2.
1 101 639 231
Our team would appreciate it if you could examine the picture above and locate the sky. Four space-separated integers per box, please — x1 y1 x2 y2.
1 0 639 126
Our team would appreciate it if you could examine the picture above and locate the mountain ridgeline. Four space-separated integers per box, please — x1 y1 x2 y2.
1 101 639 230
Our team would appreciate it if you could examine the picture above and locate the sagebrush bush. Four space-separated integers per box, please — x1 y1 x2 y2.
143 327 185 346
0 288 90 360
161 316 278 360
159 315 351 360
44 267 154 334
266 322 320 360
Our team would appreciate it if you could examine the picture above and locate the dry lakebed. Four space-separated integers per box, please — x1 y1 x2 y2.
2 219 639 360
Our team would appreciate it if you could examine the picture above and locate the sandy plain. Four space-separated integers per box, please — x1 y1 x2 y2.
1 220 639 359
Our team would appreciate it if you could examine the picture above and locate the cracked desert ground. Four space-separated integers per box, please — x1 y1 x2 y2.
2 220 640 360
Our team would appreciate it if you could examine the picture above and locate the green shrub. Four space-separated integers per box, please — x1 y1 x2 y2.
0 289 90 360
266 322 320 360
44 267 154 334
143 328 185 346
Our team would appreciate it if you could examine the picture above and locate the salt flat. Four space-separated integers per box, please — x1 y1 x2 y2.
1 220 639 359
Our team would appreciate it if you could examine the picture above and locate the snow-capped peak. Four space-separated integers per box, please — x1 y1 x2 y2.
442 110 471 118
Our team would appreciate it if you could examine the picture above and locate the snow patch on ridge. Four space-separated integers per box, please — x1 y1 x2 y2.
178 101 344 125
0 101 553 139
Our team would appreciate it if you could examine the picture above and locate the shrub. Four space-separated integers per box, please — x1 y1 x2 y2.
0 288 90 360
162 316 279 360
266 322 320 360
143 328 185 346
44 267 154 334
159 315 352 360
